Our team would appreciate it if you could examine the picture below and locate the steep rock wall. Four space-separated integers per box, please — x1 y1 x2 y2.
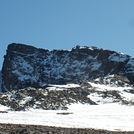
1 43 134 90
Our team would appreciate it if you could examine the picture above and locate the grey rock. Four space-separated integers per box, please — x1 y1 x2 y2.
1 43 134 91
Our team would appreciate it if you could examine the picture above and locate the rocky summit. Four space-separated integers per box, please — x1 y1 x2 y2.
1 43 134 91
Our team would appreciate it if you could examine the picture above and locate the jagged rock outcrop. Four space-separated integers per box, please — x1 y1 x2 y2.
1 43 134 91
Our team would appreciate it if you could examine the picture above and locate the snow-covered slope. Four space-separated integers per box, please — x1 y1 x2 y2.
1 103 134 131
88 75 134 105
2 43 134 91
0 75 134 131
0 75 134 111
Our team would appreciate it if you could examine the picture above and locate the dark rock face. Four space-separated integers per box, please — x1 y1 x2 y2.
1 43 134 90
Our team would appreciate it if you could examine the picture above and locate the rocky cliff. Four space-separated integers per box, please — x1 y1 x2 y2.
1 43 134 91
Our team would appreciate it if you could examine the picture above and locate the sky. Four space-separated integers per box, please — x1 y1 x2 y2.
0 0 134 69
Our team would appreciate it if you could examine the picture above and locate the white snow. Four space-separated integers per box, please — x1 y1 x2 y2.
120 91 134 102
88 82 132 91
79 46 94 50
73 46 97 50
0 104 9 111
20 96 33 105
48 84 80 89
88 93 115 104
108 53 127 62
46 87 65 91
87 81 134 104
0 103 134 131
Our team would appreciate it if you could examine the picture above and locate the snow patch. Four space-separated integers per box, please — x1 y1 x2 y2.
88 82 132 91
0 104 9 111
108 53 127 62
88 93 115 104
48 84 80 88
20 96 33 105
47 84 80 90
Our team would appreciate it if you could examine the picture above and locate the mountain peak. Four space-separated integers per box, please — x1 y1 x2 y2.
1 43 134 91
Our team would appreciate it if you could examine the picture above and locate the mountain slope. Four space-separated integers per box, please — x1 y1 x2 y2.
1 43 134 132
1 43 134 91
0 74 133 111
0 75 134 131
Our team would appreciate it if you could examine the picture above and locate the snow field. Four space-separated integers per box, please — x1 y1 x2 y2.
0 103 134 131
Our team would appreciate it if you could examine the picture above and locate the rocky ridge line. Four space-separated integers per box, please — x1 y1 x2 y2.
1 43 134 91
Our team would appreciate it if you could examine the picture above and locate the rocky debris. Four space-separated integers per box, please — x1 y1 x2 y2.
2 43 134 91
0 86 96 111
56 112 73 115
0 123 134 134
0 75 134 111
93 75 131 87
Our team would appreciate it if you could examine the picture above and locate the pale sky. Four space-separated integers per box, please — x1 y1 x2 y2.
0 0 134 69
